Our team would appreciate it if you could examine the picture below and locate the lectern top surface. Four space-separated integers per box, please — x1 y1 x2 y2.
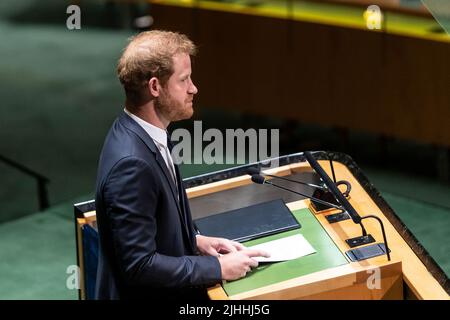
223 207 348 297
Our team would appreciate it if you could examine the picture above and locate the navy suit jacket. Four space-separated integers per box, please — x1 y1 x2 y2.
94 111 221 300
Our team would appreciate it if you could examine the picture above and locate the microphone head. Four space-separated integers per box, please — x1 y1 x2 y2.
251 174 266 185
247 167 261 176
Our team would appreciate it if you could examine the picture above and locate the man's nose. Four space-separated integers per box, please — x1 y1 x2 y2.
189 81 198 95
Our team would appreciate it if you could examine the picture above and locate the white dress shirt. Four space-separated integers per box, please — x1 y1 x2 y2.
124 108 178 186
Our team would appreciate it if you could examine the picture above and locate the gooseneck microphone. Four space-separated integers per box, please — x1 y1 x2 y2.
250 174 343 211
250 174 266 184
247 167 326 190
304 151 390 261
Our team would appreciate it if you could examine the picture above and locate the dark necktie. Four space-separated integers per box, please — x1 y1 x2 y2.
166 135 180 199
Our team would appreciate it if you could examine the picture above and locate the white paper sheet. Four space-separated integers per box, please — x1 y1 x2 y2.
248 234 316 262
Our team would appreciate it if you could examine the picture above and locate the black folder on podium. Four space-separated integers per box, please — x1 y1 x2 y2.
194 199 301 242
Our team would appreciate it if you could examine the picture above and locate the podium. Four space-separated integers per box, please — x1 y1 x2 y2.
74 151 449 300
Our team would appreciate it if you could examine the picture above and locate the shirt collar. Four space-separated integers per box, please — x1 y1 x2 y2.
124 108 167 148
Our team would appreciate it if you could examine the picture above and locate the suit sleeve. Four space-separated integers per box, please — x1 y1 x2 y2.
102 156 222 288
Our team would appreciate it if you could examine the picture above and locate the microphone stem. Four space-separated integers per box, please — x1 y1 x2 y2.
361 215 391 261
265 180 342 210
329 157 337 183
264 174 326 190
360 222 368 236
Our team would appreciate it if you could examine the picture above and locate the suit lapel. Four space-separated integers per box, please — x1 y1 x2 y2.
155 154 182 205
173 163 196 251
154 153 195 250
118 112 186 227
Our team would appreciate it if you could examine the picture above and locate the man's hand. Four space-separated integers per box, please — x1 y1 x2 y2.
218 249 271 281
196 235 245 256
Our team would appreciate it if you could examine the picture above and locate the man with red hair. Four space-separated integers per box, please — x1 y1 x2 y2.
95 30 267 300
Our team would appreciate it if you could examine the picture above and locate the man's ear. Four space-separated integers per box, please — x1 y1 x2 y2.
148 77 160 97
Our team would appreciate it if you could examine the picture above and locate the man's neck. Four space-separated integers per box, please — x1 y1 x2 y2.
125 102 169 129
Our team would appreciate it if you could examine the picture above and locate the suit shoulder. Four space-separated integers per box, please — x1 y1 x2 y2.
96 118 157 188
97 155 160 200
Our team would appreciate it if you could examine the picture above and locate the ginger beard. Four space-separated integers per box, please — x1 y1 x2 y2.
155 85 194 122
